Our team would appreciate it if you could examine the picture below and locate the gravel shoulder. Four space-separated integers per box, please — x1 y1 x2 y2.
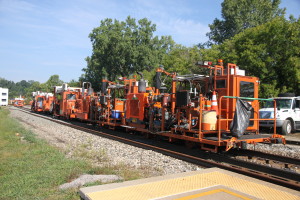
9 107 200 177
252 132 300 159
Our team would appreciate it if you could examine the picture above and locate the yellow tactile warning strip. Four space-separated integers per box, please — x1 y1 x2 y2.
80 168 300 200
154 185 255 200
175 189 250 200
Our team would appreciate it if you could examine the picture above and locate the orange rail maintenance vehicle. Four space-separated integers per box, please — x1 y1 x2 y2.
31 91 54 113
72 82 95 121
97 60 285 152
13 96 25 107
53 82 97 121
53 84 81 119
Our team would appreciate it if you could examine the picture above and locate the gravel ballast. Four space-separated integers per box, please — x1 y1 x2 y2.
9 107 300 178
9 107 200 177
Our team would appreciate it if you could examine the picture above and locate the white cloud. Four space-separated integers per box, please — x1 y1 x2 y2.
0 0 36 13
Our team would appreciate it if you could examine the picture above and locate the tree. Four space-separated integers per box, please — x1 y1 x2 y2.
0 75 65 101
82 16 174 90
218 16 300 97
68 79 80 87
207 0 285 44
0 78 16 99
43 75 64 92
24 81 43 98
161 45 201 75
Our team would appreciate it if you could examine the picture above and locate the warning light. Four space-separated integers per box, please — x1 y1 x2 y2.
218 59 223 65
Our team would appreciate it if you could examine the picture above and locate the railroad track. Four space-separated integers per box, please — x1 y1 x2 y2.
286 140 300 146
19 106 300 147
12 106 300 191
229 149 300 169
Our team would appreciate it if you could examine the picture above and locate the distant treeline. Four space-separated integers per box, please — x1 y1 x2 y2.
0 75 80 100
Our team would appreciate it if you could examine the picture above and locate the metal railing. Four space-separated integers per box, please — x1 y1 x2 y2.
217 96 276 142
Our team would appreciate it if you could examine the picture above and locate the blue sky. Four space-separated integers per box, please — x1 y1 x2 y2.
0 0 299 83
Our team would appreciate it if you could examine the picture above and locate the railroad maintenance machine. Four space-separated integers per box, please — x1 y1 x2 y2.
31 91 54 113
95 59 285 152
12 96 25 107
52 82 98 121
30 60 285 152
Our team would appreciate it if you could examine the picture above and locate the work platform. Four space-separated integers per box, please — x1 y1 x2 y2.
79 168 300 200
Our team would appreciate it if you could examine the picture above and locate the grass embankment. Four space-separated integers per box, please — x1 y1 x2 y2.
0 107 142 199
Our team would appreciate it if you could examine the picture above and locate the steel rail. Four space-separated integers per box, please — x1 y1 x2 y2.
230 149 300 166
286 140 300 146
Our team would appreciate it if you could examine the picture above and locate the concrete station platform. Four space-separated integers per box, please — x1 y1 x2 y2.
79 168 300 200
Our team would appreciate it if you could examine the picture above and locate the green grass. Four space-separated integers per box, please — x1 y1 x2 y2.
0 108 143 200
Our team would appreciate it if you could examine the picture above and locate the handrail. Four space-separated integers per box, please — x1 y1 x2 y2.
222 96 273 101
217 96 277 142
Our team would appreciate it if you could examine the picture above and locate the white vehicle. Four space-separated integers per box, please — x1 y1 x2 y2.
259 94 300 135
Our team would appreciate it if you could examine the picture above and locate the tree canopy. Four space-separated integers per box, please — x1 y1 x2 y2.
216 16 300 97
207 0 285 44
0 78 32 99
82 16 174 90
0 75 66 100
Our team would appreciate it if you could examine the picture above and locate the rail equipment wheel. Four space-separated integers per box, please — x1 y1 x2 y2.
281 120 292 135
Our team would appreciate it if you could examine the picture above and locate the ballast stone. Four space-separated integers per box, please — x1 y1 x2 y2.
59 174 122 190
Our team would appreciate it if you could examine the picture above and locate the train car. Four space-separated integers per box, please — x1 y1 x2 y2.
97 74 160 129
31 92 54 113
97 79 126 128
53 84 81 119
98 60 285 152
72 82 96 121
49 60 284 152
53 82 97 121
13 96 25 107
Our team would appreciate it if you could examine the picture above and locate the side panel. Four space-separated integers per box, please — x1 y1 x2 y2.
236 76 259 131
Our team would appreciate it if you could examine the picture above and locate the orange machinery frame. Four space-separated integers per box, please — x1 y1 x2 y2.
53 85 81 119
32 93 53 112
111 61 284 152
97 79 127 128
98 76 161 129
13 96 25 107
154 61 284 152
13 99 24 107
57 61 285 152
72 82 95 121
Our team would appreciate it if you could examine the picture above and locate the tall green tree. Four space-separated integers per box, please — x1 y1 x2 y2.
68 79 80 87
42 75 64 92
82 16 174 90
161 45 201 75
218 16 300 97
207 0 285 44
25 81 43 98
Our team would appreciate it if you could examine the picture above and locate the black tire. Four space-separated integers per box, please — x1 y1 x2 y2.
278 93 295 97
281 120 292 135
